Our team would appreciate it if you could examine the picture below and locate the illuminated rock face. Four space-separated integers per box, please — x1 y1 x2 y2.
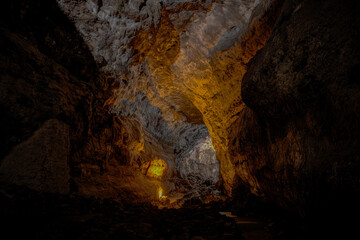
1 0 359 217
56 0 279 193
54 0 360 214
177 136 219 184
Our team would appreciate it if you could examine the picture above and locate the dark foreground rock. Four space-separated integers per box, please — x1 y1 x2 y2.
0 184 246 240
231 0 360 218
0 0 126 196
2 183 356 240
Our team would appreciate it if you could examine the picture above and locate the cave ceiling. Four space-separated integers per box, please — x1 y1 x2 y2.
57 0 277 195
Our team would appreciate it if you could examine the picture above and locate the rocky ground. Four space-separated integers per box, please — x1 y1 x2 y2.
0 184 243 240
0 183 305 240
2 183 353 240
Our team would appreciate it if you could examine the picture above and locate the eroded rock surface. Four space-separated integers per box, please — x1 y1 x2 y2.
0 0 126 197
1 0 359 223
234 0 360 215
178 136 219 183
56 0 281 195
0 119 70 194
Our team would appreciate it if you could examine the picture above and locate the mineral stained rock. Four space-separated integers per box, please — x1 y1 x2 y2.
57 0 280 194
1 0 359 217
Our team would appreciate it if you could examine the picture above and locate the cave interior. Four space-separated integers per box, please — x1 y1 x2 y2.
1 0 360 239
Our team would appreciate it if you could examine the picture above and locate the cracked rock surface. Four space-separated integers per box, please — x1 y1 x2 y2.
56 0 278 195
1 0 359 224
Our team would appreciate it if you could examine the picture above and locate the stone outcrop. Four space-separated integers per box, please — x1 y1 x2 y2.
0 119 70 194
233 0 360 215
0 0 125 196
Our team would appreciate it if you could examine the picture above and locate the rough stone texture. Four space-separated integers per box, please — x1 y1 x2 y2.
171 0 282 193
56 0 213 74
0 119 70 194
57 0 280 194
56 0 225 186
234 0 360 215
1 186 247 240
114 92 215 178
0 0 126 197
178 136 219 183
0 0 220 203
2 0 359 224
122 0 280 193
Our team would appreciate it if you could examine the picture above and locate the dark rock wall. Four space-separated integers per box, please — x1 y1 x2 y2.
232 0 360 216
0 0 123 194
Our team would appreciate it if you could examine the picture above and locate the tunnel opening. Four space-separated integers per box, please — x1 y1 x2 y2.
108 91 222 208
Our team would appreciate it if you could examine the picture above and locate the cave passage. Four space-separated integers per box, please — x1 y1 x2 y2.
110 92 221 208
1 0 360 240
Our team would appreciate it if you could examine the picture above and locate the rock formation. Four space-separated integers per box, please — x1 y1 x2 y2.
237 0 360 216
0 0 125 197
1 0 359 225
55 0 283 198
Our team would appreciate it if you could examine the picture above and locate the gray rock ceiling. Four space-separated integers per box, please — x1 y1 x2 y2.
57 0 275 193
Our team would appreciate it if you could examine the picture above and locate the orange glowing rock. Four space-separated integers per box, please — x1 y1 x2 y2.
146 158 167 178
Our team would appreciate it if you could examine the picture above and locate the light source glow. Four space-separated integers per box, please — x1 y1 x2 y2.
146 158 167 178
158 187 167 200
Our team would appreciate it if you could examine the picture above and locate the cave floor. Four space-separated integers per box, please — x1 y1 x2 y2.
0 184 277 240
5 183 353 240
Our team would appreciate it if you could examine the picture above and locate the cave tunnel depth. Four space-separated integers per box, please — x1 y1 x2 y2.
1 0 360 239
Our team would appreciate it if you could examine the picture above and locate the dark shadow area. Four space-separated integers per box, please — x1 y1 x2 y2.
0 0 100 160
0 183 245 240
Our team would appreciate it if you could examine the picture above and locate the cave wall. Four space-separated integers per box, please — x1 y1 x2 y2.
231 0 360 215
56 0 221 185
0 0 208 202
0 0 124 194
57 0 283 193
2 0 359 217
